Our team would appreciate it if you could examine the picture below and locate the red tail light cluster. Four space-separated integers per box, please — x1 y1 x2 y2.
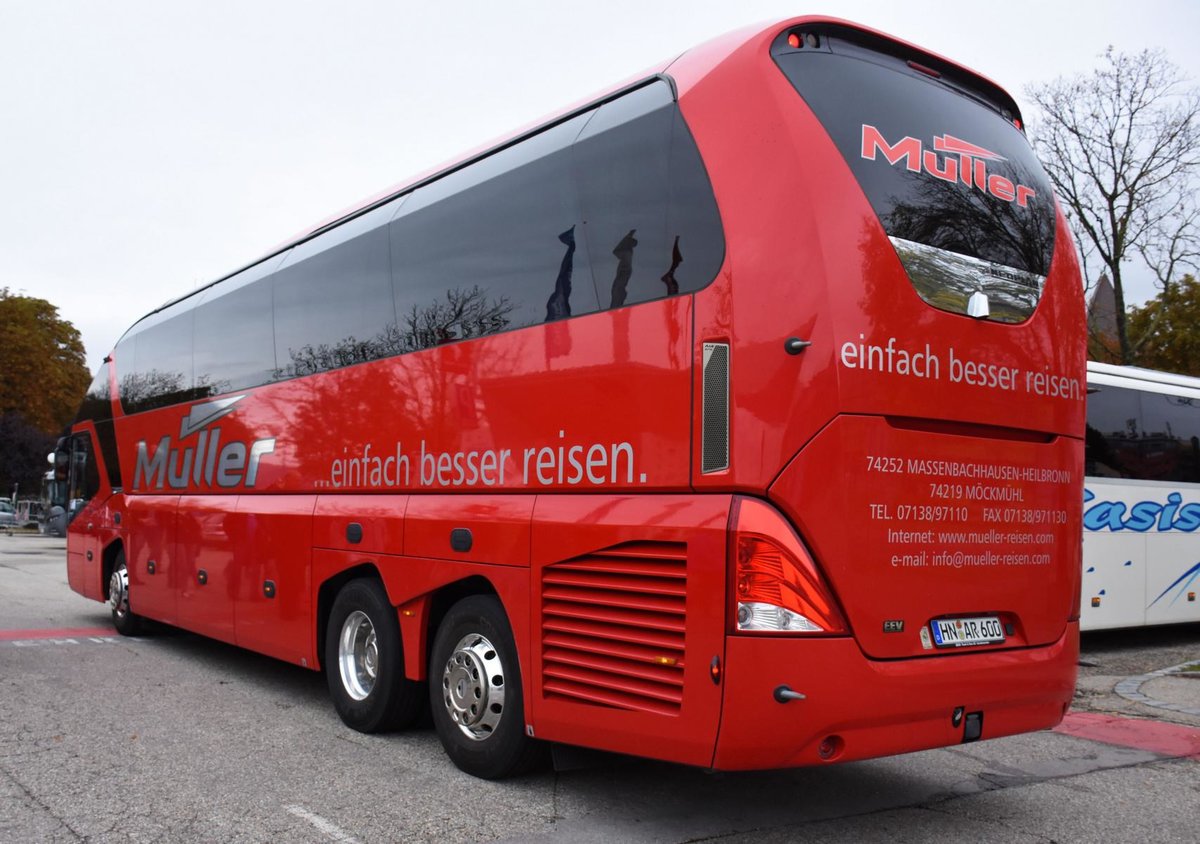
731 497 848 635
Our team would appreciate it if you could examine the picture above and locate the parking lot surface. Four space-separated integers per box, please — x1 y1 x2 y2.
2 532 1197 843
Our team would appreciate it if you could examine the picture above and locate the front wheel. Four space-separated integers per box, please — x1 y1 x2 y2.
109 551 144 636
325 578 422 733
429 595 545 779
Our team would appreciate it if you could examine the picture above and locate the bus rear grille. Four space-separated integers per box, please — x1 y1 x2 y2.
541 541 687 716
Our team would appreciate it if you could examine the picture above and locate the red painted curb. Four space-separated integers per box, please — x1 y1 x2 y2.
0 627 116 642
1054 711 1200 760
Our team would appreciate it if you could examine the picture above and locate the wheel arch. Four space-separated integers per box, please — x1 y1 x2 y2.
316 557 521 687
315 562 384 672
100 539 125 602
424 575 500 673
426 585 546 777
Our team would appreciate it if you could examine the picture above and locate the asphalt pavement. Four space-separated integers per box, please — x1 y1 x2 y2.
1 531 1197 843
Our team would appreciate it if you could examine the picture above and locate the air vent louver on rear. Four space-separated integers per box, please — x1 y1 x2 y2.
541 541 687 716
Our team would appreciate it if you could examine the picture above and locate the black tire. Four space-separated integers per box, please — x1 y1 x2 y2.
325 578 422 733
109 549 144 637
429 595 546 779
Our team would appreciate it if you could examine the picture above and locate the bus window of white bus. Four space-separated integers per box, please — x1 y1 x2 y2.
1082 362 1200 630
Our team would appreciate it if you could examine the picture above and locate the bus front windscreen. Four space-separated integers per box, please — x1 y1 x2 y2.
773 28 1057 324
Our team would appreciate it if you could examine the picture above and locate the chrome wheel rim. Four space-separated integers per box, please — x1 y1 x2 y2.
109 562 130 620
337 610 378 701
441 633 506 741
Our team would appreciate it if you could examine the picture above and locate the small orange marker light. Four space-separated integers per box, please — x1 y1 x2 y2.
709 655 721 685
1091 597 1101 608
655 656 678 667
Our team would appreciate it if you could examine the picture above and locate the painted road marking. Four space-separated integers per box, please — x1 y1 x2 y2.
0 626 115 642
285 805 362 844
1054 711 1200 760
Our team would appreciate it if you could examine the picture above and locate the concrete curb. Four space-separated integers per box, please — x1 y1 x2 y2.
1114 661 1200 717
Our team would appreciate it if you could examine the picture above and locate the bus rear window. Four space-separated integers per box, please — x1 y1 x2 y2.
772 28 1056 323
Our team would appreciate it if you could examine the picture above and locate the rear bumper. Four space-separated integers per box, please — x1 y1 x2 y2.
713 622 1078 769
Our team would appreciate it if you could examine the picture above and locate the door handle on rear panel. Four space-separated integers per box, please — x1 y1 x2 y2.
784 337 813 355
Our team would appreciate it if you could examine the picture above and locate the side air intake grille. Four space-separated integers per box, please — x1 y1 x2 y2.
542 541 687 716
702 342 730 473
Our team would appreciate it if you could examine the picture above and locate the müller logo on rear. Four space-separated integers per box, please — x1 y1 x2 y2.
132 395 276 490
860 124 1037 207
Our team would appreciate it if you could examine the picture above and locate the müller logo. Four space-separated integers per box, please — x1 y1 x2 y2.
861 124 1037 208
133 395 276 490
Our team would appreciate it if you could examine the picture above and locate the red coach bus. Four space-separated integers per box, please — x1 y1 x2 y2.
59 17 1085 778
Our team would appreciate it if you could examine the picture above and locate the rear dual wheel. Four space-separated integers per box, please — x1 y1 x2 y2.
325 582 543 777
429 595 545 779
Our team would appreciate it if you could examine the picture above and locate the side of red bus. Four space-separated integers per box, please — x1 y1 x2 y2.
62 17 1085 778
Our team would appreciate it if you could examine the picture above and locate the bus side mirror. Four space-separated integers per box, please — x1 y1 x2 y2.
51 449 70 507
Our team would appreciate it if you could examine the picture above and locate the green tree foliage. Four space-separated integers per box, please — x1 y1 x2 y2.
1127 274 1200 376
0 289 91 495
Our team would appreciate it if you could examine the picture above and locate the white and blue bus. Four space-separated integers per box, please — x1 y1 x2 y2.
1083 362 1200 630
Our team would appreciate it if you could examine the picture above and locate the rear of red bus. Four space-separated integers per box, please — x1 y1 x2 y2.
673 19 1084 767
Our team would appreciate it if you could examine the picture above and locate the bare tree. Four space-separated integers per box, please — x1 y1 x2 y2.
1026 48 1200 364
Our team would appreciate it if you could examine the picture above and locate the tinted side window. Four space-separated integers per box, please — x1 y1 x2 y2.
111 335 135 408
73 362 123 489
1086 385 1200 482
77 362 112 423
1138 391 1200 483
573 83 724 309
194 253 288 394
1085 385 1141 479
666 109 726 294
119 306 203 414
390 113 596 351
66 433 98 523
273 202 400 378
106 79 727 402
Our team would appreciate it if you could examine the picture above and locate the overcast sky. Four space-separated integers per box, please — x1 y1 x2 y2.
3 1 1198 372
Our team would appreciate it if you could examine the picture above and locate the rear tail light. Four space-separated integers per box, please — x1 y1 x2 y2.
731 497 848 635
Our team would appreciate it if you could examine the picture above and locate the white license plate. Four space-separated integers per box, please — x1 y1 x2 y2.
930 616 1004 648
